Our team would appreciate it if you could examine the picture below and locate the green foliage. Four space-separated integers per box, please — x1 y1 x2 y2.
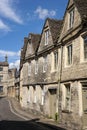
55 112 58 121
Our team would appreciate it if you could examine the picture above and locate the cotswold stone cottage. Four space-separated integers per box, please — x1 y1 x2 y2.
58 0 87 129
0 56 9 95
20 0 87 129
20 19 63 119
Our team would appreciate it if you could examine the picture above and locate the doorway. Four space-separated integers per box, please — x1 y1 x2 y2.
49 88 57 119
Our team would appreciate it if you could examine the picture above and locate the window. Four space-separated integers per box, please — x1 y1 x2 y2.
35 60 38 74
67 44 72 65
84 36 87 60
28 62 31 76
0 67 3 71
45 30 49 45
65 84 71 111
43 55 47 72
41 87 44 105
0 75 3 82
0 86 3 92
54 51 58 70
69 9 74 29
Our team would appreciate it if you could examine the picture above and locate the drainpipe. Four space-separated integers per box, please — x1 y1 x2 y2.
57 45 63 122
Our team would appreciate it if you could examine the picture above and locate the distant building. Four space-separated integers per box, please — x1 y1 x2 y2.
0 56 9 95
7 68 16 97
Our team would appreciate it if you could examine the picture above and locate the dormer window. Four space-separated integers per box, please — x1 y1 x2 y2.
69 8 74 29
45 30 49 45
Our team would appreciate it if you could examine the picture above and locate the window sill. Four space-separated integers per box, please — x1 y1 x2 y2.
64 64 73 68
62 110 72 113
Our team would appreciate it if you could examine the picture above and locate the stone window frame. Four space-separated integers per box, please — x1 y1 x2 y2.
65 43 73 67
43 55 48 73
0 67 3 71
35 59 38 74
80 33 87 63
0 75 3 82
68 7 75 30
54 51 58 70
45 29 49 46
62 83 71 113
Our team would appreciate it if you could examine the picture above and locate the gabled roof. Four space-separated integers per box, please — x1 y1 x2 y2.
29 33 41 53
47 18 63 44
20 37 28 67
21 37 28 60
0 61 8 66
74 0 87 22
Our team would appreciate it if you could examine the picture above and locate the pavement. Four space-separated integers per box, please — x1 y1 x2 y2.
7 97 67 130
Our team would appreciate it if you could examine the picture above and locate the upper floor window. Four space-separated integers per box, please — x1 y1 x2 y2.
43 55 47 72
84 36 87 60
0 75 3 82
35 60 38 74
28 62 31 76
69 9 74 29
54 51 58 70
67 44 72 65
0 67 3 71
45 30 49 45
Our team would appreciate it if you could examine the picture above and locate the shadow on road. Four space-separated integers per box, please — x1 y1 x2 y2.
0 119 66 130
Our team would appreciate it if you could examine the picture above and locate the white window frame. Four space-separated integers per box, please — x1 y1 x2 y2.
43 55 47 73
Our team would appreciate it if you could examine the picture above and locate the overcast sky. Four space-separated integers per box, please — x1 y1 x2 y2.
0 0 68 69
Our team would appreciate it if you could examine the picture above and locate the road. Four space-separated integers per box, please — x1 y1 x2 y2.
0 97 65 130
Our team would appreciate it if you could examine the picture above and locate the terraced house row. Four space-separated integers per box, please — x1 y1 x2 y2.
0 0 86 129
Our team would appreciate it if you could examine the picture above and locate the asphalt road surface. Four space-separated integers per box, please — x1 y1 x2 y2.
0 97 65 130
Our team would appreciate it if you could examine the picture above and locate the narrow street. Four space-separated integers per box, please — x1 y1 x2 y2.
0 97 65 130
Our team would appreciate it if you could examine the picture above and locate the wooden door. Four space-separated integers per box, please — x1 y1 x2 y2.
49 89 57 119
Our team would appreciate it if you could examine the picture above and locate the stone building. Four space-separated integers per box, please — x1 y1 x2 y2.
0 56 9 96
58 0 87 129
15 70 20 101
7 68 16 97
19 0 87 129
20 18 63 119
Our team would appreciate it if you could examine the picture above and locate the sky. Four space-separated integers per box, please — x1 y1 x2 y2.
0 0 68 70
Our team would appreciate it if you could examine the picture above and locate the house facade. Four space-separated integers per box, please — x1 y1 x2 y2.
19 0 87 129
7 68 16 97
0 56 9 96
58 0 87 129
20 18 63 119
